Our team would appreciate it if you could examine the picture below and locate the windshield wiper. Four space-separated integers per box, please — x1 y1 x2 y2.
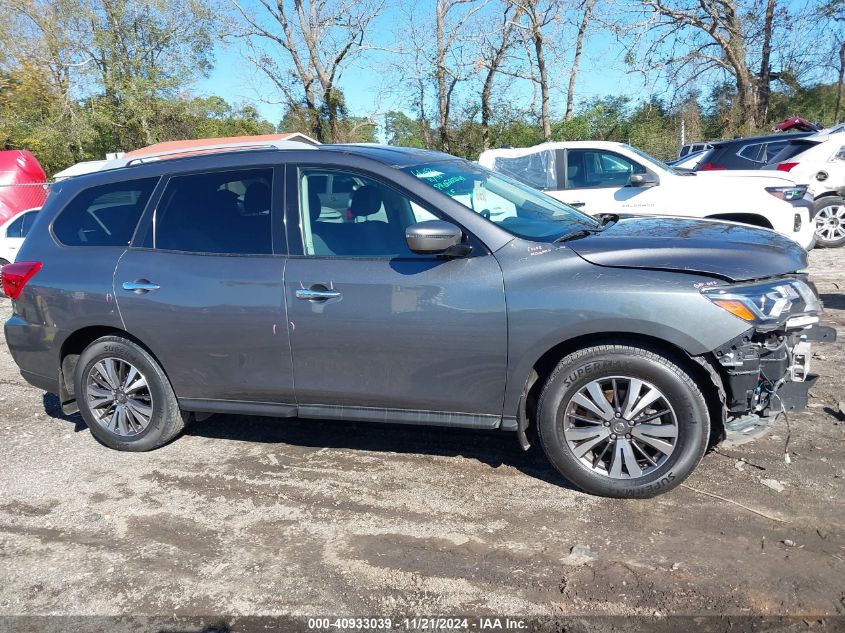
597 213 618 227
555 215 618 242
554 229 595 243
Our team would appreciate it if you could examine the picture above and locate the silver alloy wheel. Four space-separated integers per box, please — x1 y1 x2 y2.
85 357 154 437
815 203 845 242
562 376 679 479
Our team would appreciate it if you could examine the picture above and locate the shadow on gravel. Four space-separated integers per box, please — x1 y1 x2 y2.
186 413 578 490
42 393 86 431
820 293 845 310
824 406 845 422
39 391 576 489
37 387 576 488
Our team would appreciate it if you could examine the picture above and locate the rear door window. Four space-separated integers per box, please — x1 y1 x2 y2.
53 178 158 246
154 168 274 255
762 141 788 162
768 140 815 164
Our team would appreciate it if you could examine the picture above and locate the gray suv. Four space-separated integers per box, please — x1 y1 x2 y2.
2 141 835 498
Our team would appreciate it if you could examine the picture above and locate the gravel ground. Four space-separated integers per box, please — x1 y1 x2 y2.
0 249 843 627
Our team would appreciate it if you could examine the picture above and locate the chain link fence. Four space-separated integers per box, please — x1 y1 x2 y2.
0 182 50 223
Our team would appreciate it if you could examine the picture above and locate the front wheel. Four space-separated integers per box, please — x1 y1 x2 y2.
536 344 710 498
75 336 184 451
814 196 845 248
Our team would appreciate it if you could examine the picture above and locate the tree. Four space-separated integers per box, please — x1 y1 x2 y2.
432 0 489 150
3 0 217 154
478 0 524 149
384 111 429 147
565 0 597 120
512 0 560 140
230 0 385 142
817 0 845 123
626 0 759 133
82 0 217 150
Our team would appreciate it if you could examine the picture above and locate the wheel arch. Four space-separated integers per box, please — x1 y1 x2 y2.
58 325 169 412
515 331 725 450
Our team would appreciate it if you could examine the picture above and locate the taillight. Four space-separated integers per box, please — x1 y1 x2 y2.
1 261 42 300
777 162 799 172
699 162 726 171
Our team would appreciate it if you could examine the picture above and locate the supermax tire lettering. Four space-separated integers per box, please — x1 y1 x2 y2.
633 472 677 497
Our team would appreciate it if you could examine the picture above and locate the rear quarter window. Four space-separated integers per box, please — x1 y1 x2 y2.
52 178 158 247
493 151 557 190
737 143 765 163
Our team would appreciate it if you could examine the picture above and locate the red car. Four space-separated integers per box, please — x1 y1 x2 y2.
0 150 48 224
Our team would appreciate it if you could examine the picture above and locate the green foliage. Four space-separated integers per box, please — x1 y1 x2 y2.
1 0 842 176
384 111 429 148
0 0 283 176
280 91 375 143
0 67 95 175
768 84 840 127
496 121 546 148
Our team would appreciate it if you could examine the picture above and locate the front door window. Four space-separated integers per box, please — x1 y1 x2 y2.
566 149 645 189
299 169 437 258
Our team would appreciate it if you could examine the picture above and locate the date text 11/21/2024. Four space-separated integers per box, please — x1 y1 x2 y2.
306 617 528 630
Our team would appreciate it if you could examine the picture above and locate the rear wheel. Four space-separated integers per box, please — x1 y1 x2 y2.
536 344 710 498
813 196 845 248
75 336 184 451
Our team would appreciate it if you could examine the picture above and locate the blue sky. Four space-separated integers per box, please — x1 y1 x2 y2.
190 0 833 130
194 7 658 130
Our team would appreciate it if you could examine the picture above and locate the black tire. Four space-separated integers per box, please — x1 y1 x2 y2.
74 336 184 451
536 344 710 498
813 196 845 248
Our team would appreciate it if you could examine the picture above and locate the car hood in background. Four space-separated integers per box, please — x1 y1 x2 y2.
566 216 807 282
692 170 800 185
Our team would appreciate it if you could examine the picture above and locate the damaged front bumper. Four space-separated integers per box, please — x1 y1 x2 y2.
711 318 836 445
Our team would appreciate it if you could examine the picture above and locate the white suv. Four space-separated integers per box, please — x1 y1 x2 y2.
764 126 845 248
478 141 816 250
0 207 40 266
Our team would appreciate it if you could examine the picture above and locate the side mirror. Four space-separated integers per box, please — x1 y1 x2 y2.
405 220 468 256
628 173 658 188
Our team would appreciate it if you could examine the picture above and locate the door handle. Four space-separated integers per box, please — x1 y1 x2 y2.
122 280 160 294
569 201 586 208
296 288 341 301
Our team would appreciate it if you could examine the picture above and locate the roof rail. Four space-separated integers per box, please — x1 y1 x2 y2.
99 138 317 172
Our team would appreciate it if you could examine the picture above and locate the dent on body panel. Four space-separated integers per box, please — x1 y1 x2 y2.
9 246 126 378
496 240 751 416
40 250 123 328
286 255 507 413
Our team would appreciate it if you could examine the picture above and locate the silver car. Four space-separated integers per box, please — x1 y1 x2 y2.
2 140 835 498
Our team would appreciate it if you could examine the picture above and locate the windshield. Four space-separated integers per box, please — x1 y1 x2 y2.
625 145 680 175
403 160 599 241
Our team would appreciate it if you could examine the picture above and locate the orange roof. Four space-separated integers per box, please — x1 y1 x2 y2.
124 133 317 158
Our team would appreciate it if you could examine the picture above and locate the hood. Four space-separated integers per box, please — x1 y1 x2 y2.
692 169 799 186
567 216 807 282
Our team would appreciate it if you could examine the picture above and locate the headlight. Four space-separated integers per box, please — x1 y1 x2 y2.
765 185 808 201
702 279 821 324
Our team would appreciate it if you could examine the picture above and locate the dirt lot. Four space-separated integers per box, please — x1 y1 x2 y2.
0 249 844 628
